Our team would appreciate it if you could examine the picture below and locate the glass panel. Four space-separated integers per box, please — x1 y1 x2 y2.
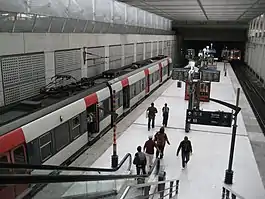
0 12 16 32
33 15 51 32
31 152 133 199
50 17 65 32
95 0 111 23
76 0 93 20
127 5 137 26
137 9 144 27
13 146 26 164
114 1 125 25
14 13 35 32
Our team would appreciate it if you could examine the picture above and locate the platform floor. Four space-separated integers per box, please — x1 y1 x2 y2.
35 62 265 199
84 62 265 199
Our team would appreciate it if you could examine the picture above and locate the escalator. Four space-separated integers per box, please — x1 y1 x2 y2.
0 153 161 199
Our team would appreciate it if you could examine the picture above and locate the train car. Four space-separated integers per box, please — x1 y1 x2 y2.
229 49 241 60
0 55 172 199
221 49 241 61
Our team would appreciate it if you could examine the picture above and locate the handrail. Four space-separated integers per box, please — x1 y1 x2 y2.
222 185 245 199
120 179 180 199
0 174 149 184
0 158 161 185
0 153 132 173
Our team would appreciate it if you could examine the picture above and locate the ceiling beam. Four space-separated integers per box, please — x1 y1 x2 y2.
196 0 208 20
237 0 261 20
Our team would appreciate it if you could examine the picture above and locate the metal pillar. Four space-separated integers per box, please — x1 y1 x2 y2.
111 90 118 168
224 88 240 184
223 61 227 76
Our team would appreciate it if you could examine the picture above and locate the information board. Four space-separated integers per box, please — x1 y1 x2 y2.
201 69 220 82
172 68 189 81
186 109 232 127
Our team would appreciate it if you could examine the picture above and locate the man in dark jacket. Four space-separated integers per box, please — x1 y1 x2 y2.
144 135 157 171
154 127 170 159
176 136 193 169
146 103 158 131
162 103 169 127
133 146 147 175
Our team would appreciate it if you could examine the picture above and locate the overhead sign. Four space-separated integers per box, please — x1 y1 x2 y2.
186 109 232 127
201 69 220 82
172 68 189 81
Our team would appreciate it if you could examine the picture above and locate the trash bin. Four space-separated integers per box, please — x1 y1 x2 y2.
177 81 182 88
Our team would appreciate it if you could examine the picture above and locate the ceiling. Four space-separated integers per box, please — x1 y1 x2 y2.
119 0 265 27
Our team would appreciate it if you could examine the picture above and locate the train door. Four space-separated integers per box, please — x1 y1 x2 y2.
159 63 162 83
0 154 15 199
86 104 98 139
146 75 150 93
167 62 171 76
123 85 130 110
11 145 28 198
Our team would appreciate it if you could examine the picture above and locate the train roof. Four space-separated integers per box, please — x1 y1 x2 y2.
0 55 168 135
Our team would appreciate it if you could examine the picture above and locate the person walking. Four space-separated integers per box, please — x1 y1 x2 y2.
144 135 157 171
162 103 169 127
133 146 147 175
176 136 193 169
154 127 170 159
146 103 158 131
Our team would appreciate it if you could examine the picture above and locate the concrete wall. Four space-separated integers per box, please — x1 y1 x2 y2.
245 37 265 83
0 33 176 107
177 28 247 42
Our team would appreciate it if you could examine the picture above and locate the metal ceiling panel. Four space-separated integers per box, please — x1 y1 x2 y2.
119 0 265 26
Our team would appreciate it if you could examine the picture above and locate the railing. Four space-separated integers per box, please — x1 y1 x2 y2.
222 186 245 199
0 154 161 199
0 153 132 173
120 179 179 199
0 153 132 199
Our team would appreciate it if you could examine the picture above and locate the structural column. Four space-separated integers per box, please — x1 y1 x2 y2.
259 44 264 80
157 40 159 56
151 41 153 57
0 65 4 107
45 51 55 84
121 44 125 67
104 45 110 71
133 43 137 62
143 42 146 60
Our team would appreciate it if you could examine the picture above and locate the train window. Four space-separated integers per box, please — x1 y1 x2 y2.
0 155 9 175
71 115 81 140
151 73 154 84
141 79 145 91
103 98 110 117
54 122 70 152
135 81 140 95
40 132 52 162
13 146 26 164
99 98 111 120
98 101 104 120
115 92 120 108
120 91 123 106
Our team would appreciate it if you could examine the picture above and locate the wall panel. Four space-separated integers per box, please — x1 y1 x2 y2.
109 45 122 69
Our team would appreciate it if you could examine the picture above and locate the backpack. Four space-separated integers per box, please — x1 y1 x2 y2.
133 152 146 165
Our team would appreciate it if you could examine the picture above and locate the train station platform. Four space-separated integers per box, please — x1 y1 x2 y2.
34 62 265 199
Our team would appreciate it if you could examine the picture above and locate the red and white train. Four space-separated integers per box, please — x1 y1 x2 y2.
0 55 172 199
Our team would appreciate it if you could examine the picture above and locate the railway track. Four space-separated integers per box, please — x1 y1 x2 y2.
231 61 265 135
